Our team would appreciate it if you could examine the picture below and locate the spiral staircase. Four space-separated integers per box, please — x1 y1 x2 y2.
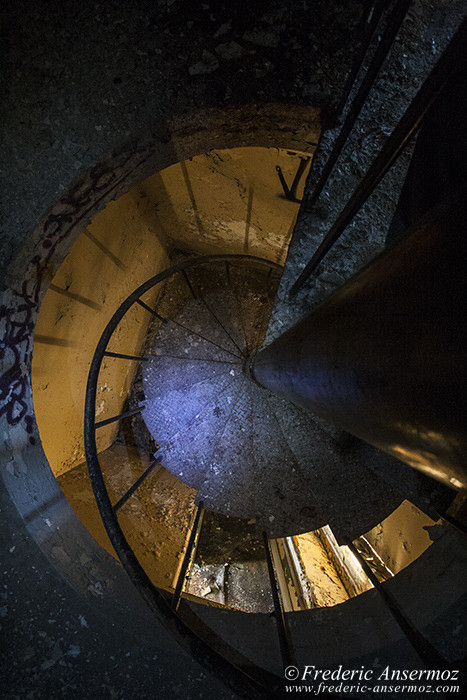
83 253 464 699
81 23 467 692
139 258 403 540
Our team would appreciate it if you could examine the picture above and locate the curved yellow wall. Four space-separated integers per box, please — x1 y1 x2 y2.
31 146 311 477
32 186 169 476
143 146 311 264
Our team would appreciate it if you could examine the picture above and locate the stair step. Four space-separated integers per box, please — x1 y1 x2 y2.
159 378 246 489
198 382 259 519
186 600 281 676
227 264 276 353
141 262 408 541
144 355 240 403
202 287 249 356
249 383 325 538
265 391 403 542
151 295 243 362
142 369 242 446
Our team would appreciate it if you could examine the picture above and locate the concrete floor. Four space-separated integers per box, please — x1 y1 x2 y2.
0 485 238 700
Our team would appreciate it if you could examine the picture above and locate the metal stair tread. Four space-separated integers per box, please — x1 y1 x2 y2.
248 383 325 537
264 390 404 542
143 354 240 403
141 262 405 540
151 295 243 361
197 381 259 520
158 378 246 490
142 370 242 446
201 287 249 356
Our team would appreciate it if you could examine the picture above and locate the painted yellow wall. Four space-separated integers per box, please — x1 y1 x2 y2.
32 187 169 476
32 146 312 478
142 146 310 264
57 444 197 591
364 500 437 574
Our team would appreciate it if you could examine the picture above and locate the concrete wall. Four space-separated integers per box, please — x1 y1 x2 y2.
31 188 169 476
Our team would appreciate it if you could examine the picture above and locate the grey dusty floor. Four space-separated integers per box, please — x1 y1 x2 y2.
0 486 238 700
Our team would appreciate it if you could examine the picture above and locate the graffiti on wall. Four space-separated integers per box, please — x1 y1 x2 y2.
0 141 155 434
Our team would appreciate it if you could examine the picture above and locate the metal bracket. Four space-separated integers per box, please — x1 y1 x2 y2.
276 156 310 203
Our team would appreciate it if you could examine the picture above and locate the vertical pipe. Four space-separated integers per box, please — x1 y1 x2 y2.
253 188 467 489
172 502 205 611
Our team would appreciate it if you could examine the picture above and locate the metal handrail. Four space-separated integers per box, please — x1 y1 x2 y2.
83 250 455 693
308 0 410 208
291 15 467 296
84 255 286 699
331 1 389 121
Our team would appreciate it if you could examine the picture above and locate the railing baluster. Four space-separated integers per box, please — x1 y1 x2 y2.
95 406 143 429
262 531 296 669
113 459 162 513
136 298 167 322
171 502 205 611
308 0 410 209
198 294 246 358
179 267 246 355
181 269 198 299
139 293 243 360
104 350 147 361
290 16 467 296
347 540 447 668
332 1 389 120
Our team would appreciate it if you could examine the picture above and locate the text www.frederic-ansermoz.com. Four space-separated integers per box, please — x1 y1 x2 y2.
283 665 461 695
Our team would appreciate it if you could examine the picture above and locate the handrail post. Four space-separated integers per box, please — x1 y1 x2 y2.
331 1 389 121
95 405 143 429
262 532 296 670
347 541 448 668
171 502 205 612
104 350 148 361
113 459 162 513
308 0 411 209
